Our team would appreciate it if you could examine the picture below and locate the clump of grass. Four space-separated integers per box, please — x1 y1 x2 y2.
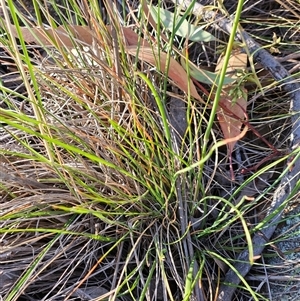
0 0 298 300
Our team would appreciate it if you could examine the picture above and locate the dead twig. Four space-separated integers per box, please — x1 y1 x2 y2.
0 170 51 189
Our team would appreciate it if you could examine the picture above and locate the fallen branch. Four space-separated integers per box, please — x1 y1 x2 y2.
171 0 300 299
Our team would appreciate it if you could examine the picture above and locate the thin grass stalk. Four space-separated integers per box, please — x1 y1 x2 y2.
4 215 77 301
135 72 172 147
66 233 130 299
202 0 244 165
2 1 55 163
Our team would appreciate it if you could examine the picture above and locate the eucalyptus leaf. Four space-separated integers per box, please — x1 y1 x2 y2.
182 59 236 85
149 6 215 42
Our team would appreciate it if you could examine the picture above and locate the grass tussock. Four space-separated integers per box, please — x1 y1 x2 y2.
0 0 299 300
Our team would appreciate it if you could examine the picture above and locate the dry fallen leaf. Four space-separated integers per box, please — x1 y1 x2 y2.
126 46 204 102
215 48 248 180
6 22 203 102
11 25 94 47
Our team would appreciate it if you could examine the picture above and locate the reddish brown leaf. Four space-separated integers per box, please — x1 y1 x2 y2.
8 21 199 100
12 25 94 46
8 22 200 101
119 27 150 47
217 90 247 154
126 46 204 102
9 23 150 48
216 49 248 179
